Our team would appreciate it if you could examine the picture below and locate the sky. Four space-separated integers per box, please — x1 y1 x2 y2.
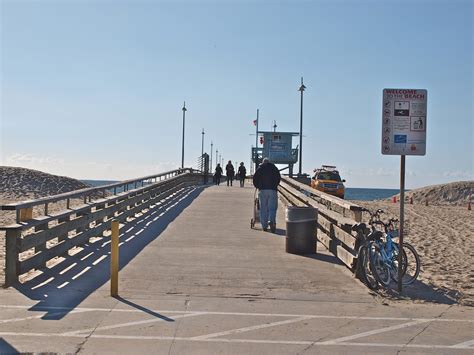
1 0 472 188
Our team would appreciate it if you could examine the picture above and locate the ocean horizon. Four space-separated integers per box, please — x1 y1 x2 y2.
82 180 401 201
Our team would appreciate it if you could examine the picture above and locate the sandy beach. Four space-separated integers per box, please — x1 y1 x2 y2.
1 166 472 305
353 199 473 306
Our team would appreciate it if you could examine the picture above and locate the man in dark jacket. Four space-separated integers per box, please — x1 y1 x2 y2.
253 157 281 232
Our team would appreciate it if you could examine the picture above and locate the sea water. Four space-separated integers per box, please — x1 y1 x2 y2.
82 180 400 201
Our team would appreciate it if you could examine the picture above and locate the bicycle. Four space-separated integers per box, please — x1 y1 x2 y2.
352 208 385 290
368 213 421 288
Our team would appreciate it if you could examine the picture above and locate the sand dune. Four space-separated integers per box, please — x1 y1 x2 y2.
0 166 91 204
391 181 472 206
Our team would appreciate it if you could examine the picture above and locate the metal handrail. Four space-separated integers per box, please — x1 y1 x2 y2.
0 168 201 211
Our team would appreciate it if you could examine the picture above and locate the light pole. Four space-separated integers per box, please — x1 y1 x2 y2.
201 129 205 172
210 141 213 173
181 101 187 169
255 109 259 171
216 149 219 166
298 78 306 176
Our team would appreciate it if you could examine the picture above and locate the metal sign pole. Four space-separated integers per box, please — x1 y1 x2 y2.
398 155 406 292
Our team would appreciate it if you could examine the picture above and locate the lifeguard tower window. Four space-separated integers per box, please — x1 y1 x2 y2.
273 134 282 141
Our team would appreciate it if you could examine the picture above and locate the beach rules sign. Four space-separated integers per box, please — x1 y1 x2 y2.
382 88 427 156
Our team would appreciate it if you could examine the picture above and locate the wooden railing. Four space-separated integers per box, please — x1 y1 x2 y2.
278 176 363 270
0 168 203 286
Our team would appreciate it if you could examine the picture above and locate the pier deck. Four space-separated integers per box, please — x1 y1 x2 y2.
0 185 472 354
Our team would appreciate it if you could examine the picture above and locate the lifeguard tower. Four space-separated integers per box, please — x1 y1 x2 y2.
251 131 299 177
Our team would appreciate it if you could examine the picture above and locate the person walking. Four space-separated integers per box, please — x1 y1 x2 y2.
214 163 223 186
225 160 235 186
253 157 281 232
237 162 247 187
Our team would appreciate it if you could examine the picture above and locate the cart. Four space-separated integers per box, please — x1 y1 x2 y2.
250 189 260 229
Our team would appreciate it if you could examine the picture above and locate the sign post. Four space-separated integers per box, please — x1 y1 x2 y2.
382 88 427 292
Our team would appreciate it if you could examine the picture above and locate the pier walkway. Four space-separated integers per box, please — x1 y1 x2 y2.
0 185 473 354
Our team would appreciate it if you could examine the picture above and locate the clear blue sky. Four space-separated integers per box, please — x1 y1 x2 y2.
1 0 472 188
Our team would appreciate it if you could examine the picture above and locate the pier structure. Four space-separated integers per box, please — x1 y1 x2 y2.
0 170 472 354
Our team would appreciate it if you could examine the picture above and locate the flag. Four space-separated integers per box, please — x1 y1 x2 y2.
253 119 257 126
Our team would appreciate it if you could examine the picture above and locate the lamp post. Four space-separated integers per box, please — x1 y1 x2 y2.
298 78 306 176
216 149 219 166
201 129 205 172
255 109 259 171
181 102 187 169
210 141 213 173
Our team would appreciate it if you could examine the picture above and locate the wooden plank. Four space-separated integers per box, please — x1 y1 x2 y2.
281 177 363 220
5 228 21 286
18 182 187 275
280 181 356 229
0 170 192 211
19 207 33 222
19 220 111 274
317 228 331 251
317 214 332 234
333 224 357 251
19 182 179 251
336 245 355 269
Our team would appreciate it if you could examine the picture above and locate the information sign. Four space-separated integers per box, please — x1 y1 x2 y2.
382 89 427 155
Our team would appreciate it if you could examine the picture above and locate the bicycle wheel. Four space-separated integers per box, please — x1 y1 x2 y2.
356 244 379 290
394 242 421 285
368 241 391 287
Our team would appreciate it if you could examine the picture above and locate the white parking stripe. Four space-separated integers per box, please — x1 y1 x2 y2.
62 312 205 335
0 332 472 350
451 339 474 348
319 319 432 344
0 305 472 323
190 316 313 340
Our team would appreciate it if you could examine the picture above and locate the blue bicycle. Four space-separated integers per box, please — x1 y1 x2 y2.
368 214 420 287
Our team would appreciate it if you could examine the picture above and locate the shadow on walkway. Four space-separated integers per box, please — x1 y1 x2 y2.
0 338 19 354
13 185 206 320
380 279 460 305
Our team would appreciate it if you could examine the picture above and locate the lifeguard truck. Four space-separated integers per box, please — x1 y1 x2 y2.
311 165 346 199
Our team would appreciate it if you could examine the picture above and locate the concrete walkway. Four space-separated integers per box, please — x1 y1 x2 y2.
0 185 472 354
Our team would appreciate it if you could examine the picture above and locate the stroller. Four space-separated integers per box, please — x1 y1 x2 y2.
250 189 260 229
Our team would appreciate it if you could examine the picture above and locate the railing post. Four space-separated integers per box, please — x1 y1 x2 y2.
110 220 119 297
5 228 21 287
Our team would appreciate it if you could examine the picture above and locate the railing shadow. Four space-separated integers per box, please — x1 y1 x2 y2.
13 185 206 320
0 338 19 354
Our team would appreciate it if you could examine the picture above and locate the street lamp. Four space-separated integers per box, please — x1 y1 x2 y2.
216 149 219 166
210 141 213 173
298 78 306 176
181 101 187 169
201 129 205 172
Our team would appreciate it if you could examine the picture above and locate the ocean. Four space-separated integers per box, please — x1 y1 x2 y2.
82 180 400 201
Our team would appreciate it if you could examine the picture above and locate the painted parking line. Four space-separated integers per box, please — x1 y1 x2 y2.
0 332 472 350
319 319 432 344
190 316 313 340
0 305 472 323
62 312 205 336
452 339 474 348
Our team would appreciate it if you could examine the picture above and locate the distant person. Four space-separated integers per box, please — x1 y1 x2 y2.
225 160 235 186
237 162 247 187
253 157 281 232
214 164 223 186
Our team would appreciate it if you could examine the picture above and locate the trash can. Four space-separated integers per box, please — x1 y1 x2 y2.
285 206 318 255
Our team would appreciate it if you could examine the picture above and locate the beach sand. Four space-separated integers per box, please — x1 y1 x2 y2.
352 199 474 306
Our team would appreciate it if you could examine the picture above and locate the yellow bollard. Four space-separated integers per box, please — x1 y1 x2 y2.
111 220 119 297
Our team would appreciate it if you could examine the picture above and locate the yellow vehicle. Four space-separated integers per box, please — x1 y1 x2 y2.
311 165 346 199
